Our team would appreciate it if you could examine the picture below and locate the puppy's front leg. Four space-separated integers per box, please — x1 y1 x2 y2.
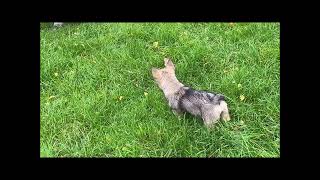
172 108 183 117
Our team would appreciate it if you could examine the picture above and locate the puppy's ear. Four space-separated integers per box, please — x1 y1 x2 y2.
152 68 159 76
164 58 175 68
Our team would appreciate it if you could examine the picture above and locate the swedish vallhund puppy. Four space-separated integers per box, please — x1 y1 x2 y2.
152 58 230 128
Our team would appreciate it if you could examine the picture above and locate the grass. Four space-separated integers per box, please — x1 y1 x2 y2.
40 22 280 157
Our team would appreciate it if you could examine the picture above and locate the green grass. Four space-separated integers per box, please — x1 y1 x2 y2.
40 22 280 157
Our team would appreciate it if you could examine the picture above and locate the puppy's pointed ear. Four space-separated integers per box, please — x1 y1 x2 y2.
152 68 159 76
164 58 175 68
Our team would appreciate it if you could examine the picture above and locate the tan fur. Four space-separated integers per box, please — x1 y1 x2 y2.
152 58 184 97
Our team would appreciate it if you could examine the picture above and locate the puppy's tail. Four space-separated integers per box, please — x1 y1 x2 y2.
216 94 225 102
219 100 231 121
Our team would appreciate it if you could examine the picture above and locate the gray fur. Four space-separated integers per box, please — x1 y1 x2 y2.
172 87 229 127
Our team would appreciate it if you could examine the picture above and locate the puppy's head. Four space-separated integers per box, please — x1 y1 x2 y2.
152 58 176 88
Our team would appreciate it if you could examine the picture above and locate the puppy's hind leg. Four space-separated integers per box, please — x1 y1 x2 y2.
172 108 183 117
220 101 231 122
201 104 222 128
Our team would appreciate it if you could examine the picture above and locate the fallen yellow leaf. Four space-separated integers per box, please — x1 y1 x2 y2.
153 41 159 48
54 73 58 77
240 95 245 101
119 96 124 101
48 95 55 99
144 92 148 96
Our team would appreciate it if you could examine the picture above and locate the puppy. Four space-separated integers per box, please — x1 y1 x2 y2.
152 58 230 128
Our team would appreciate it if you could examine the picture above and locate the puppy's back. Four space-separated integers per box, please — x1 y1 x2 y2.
177 87 225 116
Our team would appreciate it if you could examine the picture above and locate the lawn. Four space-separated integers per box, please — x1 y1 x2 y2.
40 22 280 157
